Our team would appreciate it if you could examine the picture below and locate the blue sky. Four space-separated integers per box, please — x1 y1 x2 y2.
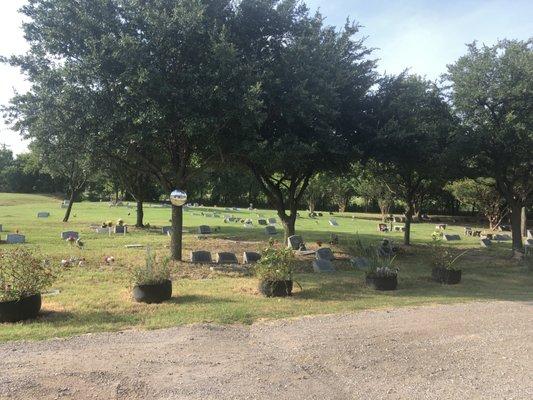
1 0 532 154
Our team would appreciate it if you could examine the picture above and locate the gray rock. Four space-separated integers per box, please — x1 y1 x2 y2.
61 231 79 240
216 252 238 264
6 234 25 244
316 247 334 261
312 259 335 273
243 251 261 264
190 251 212 263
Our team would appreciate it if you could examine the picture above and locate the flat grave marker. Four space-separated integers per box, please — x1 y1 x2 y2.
328 219 339 226
443 234 461 241
198 225 212 235
480 238 492 247
61 231 79 240
37 212 50 218
243 251 261 264
6 234 25 244
265 225 278 235
216 252 239 264
190 251 212 263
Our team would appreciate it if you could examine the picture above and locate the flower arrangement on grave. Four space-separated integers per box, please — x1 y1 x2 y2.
117 218 124 226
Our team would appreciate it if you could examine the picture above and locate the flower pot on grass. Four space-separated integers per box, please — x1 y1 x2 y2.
0 294 42 323
365 274 398 291
0 247 56 323
255 242 297 298
133 279 172 303
131 248 172 304
432 267 462 284
259 280 293 297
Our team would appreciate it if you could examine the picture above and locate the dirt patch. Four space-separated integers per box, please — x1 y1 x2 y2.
1 301 531 400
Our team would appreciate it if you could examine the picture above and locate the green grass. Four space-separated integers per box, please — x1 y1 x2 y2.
0 192 531 342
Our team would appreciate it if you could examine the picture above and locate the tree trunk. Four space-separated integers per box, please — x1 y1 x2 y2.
338 203 346 213
280 213 296 243
171 205 183 261
136 200 144 227
404 200 414 246
308 200 315 213
62 190 76 222
510 202 523 256
521 207 527 237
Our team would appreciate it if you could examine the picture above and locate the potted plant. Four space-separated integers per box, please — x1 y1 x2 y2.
431 239 468 284
255 243 295 297
365 254 399 291
0 248 56 322
131 248 172 303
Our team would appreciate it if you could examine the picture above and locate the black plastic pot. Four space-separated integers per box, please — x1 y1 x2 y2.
133 279 172 303
366 274 398 291
259 280 293 297
432 267 462 284
0 294 42 323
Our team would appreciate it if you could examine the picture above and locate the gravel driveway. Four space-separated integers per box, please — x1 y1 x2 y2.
1 301 531 400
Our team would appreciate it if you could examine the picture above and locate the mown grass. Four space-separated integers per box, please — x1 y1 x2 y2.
0 192 531 342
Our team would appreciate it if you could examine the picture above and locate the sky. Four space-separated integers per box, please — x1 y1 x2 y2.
0 0 531 154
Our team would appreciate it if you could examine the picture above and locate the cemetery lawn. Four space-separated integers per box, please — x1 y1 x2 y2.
1 193 531 342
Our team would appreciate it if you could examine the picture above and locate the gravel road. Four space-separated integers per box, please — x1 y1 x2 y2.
1 301 531 400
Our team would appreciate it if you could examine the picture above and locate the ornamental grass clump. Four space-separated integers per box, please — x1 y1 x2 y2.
130 247 170 286
431 237 468 271
0 247 56 302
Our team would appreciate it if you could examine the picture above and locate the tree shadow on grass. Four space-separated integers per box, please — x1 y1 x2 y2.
167 295 238 305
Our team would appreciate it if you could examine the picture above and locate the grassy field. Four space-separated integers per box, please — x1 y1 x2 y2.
0 192 531 342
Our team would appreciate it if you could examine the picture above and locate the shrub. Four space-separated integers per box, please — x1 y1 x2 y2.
0 248 56 302
431 236 468 270
255 244 295 281
131 248 170 286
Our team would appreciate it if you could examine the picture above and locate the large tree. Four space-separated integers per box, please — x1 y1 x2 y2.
446 39 533 255
224 0 376 239
7 0 256 259
369 74 457 245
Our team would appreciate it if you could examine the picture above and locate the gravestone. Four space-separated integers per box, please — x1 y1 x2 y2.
198 225 212 235
443 234 461 241
265 225 278 235
162 226 172 235
312 259 335 273
95 227 110 234
316 247 334 261
216 252 238 264
243 251 261 264
287 235 304 250
61 231 79 240
190 251 212 263
60 203 68 209
243 219 253 228
494 234 511 241
125 244 144 249
6 234 25 244
527 230 532 239
480 238 492 247
37 212 50 218
267 218 277 225
317 212 323 217
351 256 370 270
114 225 127 234
435 223 447 230
258 219 267 226
393 225 405 232
527 239 533 245
329 219 339 226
